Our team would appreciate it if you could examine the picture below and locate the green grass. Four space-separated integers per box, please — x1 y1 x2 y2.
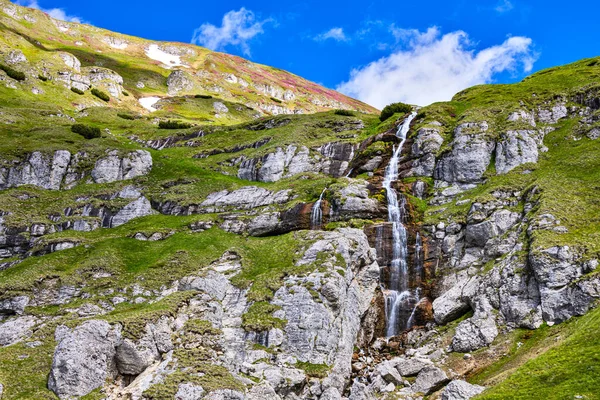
474 306 600 399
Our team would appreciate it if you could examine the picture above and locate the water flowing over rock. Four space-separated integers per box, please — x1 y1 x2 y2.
378 112 422 336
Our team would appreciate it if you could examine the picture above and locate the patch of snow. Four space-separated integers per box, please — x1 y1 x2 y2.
145 44 186 69
139 97 161 112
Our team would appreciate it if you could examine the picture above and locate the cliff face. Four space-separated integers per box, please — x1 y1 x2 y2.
1 1 600 399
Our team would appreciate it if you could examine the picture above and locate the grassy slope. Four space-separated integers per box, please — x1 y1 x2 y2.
474 305 600 399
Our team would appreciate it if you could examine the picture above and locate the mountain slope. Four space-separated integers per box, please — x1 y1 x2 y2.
0 1 600 399
0 0 376 122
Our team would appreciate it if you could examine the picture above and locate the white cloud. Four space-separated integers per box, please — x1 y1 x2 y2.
336 27 537 108
16 0 83 23
314 27 348 42
191 8 271 56
495 0 514 13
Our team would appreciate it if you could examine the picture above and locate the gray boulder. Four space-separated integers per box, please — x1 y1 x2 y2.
0 316 37 346
110 196 155 227
0 296 29 315
6 50 27 64
175 383 205 399
412 366 449 395
1 150 71 190
48 320 120 399
201 186 291 212
166 70 193 95
496 130 542 174
395 357 433 376
411 127 444 177
434 122 494 184
441 380 485 400
213 101 229 114
91 150 152 183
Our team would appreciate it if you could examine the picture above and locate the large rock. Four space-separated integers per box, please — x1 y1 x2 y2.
496 130 543 174
110 196 155 227
0 150 71 190
0 296 29 315
238 142 355 182
48 320 120 399
412 366 449 395
410 127 444 177
91 150 153 183
395 357 433 377
201 187 291 212
451 300 498 352
434 122 494 184
441 380 486 400
270 229 380 393
166 70 193 95
0 316 37 346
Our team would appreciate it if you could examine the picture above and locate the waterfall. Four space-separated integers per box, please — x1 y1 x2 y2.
381 111 417 337
310 188 327 230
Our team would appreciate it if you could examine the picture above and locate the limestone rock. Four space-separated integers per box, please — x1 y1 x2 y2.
411 127 444 177
6 50 26 64
110 196 155 228
395 357 433 377
175 383 205 399
0 296 29 315
214 102 229 114
412 366 449 395
434 122 494 184
0 316 37 346
441 380 485 400
201 186 291 212
166 70 193 95
496 130 543 174
91 150 152 183
48 320 120 399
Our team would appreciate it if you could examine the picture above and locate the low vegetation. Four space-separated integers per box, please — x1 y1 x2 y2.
71 123 101 139
0 63 26 81
379 101 412 121
91 88 110 102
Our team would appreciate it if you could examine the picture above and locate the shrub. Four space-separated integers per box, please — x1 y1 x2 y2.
195 94 212 99
379 102 412 121
334 109 355 116
91 88 110 102
38 74 48 82
0 64 26 81
588 60 598 67
71 123 101 139
71 87 84 95
122 90 130 96
270 97 282 104
158 120 192 129
117 113 138 120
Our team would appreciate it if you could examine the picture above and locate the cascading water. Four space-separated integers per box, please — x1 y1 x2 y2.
381 111 418 337
310 188 327 230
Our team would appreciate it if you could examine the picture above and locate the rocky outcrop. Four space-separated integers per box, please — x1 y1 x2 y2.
91 150 153 184
167 70 194 95
0 315 37 346
48 320 121 399
0 150 152 190
409 127 444 177
495 130 545 174
238 142 355 182
434 122 494 184
441 380 486 400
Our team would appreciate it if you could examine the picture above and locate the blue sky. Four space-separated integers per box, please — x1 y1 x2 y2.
14 0 600 107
